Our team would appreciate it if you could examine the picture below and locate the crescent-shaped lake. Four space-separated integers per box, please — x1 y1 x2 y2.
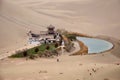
77 37 113 54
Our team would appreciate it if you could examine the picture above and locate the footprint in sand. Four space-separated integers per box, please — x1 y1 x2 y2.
115 63 120 65
89 73 92 76
59 72 63 74
39 70 48 74
92 68 96 73
79 63 83 66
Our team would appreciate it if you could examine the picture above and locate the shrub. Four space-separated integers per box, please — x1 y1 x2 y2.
66 34 76 41
44 50 51 57
46 45 50 50
55 43 59 48
51 50 59 56
38 51 43 57
29 54 36 59
23 50 28 57
35 47 39 53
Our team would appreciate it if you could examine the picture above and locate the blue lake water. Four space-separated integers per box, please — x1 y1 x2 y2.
77 37 113 54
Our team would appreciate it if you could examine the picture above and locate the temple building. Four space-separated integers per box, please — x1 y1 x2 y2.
27 25 62 45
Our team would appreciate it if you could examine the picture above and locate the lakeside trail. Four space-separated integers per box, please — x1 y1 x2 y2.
61 41 80 56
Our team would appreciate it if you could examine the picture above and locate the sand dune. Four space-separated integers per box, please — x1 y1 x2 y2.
0 0 120 59
0 0 120 53
11 0 120 37
0 0 120 54
0 0 120 80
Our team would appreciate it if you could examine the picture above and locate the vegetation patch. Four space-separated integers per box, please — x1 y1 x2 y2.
10 43 57 59
57 29 89 55
65 34 77 41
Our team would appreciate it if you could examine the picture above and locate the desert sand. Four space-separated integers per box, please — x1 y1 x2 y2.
0 0 120 80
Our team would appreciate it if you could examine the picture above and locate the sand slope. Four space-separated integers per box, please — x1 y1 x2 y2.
9 0 120 37
0 0 120 53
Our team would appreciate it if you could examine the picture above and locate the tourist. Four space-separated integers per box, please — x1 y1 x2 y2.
57 58 59 62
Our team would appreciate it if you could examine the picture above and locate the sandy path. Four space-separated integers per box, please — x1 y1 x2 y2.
0 44 38 60
61 41 80 56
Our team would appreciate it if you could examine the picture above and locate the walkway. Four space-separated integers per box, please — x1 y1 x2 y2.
62 41 81 56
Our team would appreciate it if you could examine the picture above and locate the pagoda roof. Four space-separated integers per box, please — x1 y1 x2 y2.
47 24 55 29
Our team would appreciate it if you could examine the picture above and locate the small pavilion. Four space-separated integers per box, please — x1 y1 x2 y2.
47 24 55 34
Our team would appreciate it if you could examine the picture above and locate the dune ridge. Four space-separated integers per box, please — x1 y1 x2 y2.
0 0 120 54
